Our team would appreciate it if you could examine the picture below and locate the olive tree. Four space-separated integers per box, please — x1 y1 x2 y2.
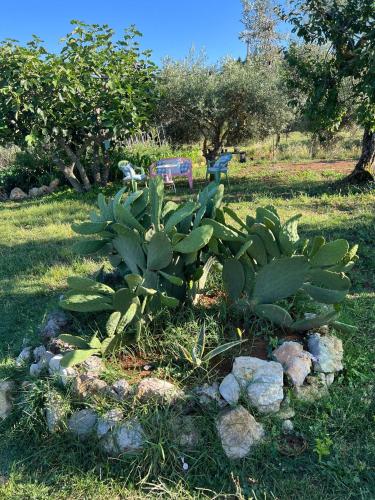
283 0 375 181
156 54 292 161
0 22 156 191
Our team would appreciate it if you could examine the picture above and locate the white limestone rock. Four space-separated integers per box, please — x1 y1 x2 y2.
0 381 16 420
68 409 97 439
15 347 32 367
273 341 312 387
307 333 343 373
97 409 124 439
216 405 265 459
219 373 240 406
136 377 183 404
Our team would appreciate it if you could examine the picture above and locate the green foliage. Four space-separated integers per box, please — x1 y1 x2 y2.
179 323 244 367
0 22 156 191
216 204 357 331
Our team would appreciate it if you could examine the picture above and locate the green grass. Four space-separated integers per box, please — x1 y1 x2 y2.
0 161 374 499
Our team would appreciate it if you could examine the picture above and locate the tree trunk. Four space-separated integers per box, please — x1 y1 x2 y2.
55 159 83 192
92 144 102 185
101 145 110 186
346 128 375 182
58 139 91 191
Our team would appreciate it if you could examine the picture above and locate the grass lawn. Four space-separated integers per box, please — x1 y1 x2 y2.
0 159 374 499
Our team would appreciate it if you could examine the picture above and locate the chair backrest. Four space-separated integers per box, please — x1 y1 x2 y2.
118 161 136 179
211 153 232 171
153 157 192 177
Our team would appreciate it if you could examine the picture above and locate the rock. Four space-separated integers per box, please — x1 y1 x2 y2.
171 415 201 448
30 348 54 377
282 419 294 434
9 187 27 201
294 375 329 402
45 390 68 432
48 355 77 386
97 409 124 439
273 341 312 387
49 354 64 374
219 374 240 406
0 188 8 201
111 379 131 401
59 367 77 387
136 377 183 405
33 345 47 362
82 356 104 377
49 178 60 191
231 357 284 414
216 405 265 459
15 347 32 367
307 333 343 373
28 187 41 198
41 310 70 340
276 397 296 420
30 363 42 377
68 409 97 439
195 381 225 406
115 419 144 453
232 356 265 388
0 381 16 419
325 373 335 386
73 374 108 398
38 185 50 196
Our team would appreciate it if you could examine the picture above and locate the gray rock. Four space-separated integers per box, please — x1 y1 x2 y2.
97 409 124 439
0 381 16 419
45 390 68 432
59 367 77 387
325 373 335 386
30 363 42 377
232 357 284 413
171 415 201 448
136 377 183 404
307 333 343 373
41 310 70 340
15 347 32 367
82 356 104 377
219 374 240 406
294 374 329 402
111 379 131 400
276 397 296 420
282 419 294 434
30 349 54 377
49 178 60 191
216 405 265 459
49 354 63 374
73 374 108 398
68 409 97 438
195 381 226 407
28 187 41 198
9 187 27 201
33 346 47 362
273 342 312 387
114 419 144 453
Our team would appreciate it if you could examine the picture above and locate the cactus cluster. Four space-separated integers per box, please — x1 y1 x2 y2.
213 205 357 332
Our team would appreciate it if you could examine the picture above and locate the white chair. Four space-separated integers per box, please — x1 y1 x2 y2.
118 161 147 189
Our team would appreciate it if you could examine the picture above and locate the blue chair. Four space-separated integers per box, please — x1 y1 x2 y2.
205 153 232 185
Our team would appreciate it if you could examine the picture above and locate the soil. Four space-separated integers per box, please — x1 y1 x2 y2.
278 434 308 456
118 354 156 382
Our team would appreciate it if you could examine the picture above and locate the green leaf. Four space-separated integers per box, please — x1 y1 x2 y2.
72 240 107 255
331 321 358 334
202 219 242 241
113 288 138 314
116 303 138 333
114 204 145 233
60 349 99 368
173 225 214 253
150 176 164 231
203 340 245 362
253 256 309 304
164 201 199 232
254 304 293 327
147 232 173 270
67 276 114 295
222 258 245 301
113 234 145 274
302 284 348 304
158 271 184 286
160 294 179 308
72 222 107 235
279 214 302 255
60 294 113 312
106 311 122 337
291 309 339 332
311 239 349 267
58 334 90 349
124 274 143 291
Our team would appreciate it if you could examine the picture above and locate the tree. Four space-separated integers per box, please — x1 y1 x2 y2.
283 0 375 181
0 22 156 191
156 54 292 161
239 0 281 62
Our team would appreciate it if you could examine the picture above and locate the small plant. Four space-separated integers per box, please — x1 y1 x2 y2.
314 436 333 462
179 323 245 368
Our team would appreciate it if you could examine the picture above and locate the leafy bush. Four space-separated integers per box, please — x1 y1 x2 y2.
0 147 60 192
208 205 358 331
59 178 223 365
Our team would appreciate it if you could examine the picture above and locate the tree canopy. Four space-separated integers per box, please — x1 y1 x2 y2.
0 21 157 191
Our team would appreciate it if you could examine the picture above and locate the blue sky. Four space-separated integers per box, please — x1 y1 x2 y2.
0 0 290 63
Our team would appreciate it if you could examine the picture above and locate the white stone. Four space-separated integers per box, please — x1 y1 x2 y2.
9 187 27 200
49 354 63 374
325 373 335 386
232 357 265 387
114 420 144 453
171 415 201 448
307 333 343 373
195 382 225 406
15 347 32 367
219 374 240 405
60 367 77 386
82 356 104 376
111 379 131 400
216 405 265 459
68 409 97 439
247 382 284 413
30 363 42 377
45 391 67 432
136 377 183 404
282 419 294 434
33 346 47 362
0 381 16 419
97 409 124 439
273 342 312 387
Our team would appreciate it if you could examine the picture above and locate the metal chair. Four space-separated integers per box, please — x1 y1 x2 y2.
118 161 147 191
